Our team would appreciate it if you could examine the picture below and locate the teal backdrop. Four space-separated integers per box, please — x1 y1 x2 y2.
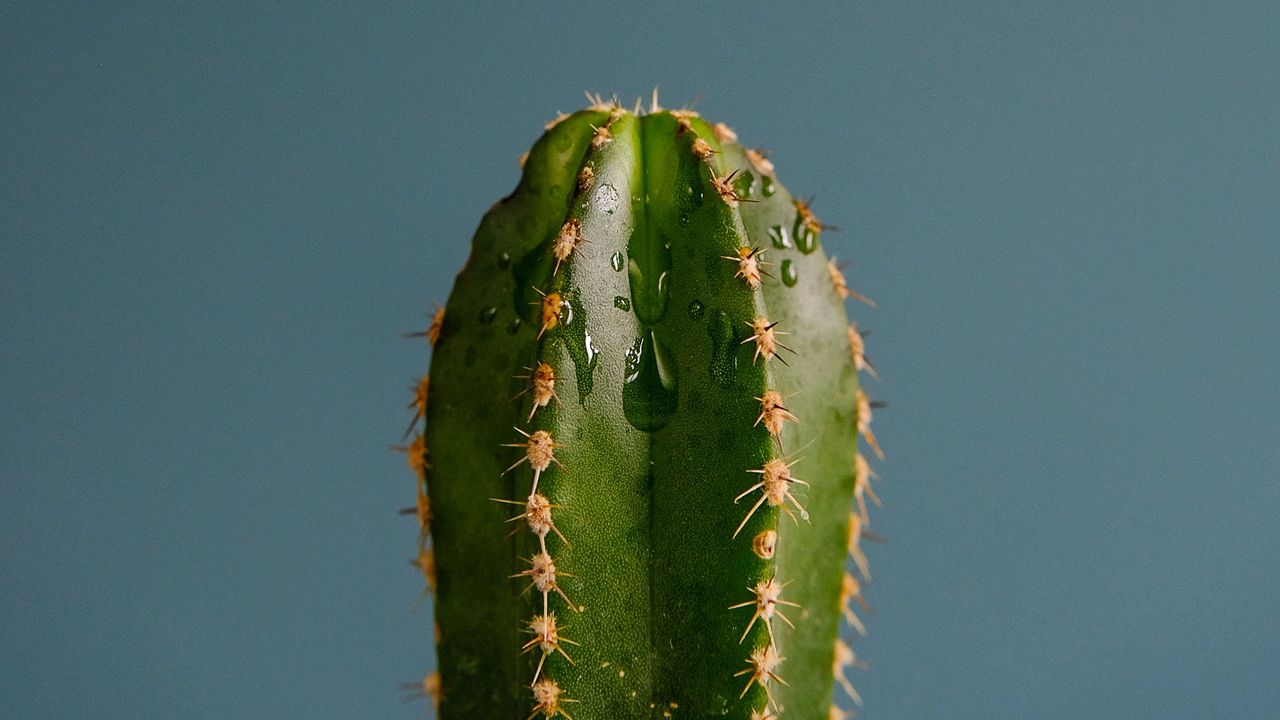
3 2 1277 718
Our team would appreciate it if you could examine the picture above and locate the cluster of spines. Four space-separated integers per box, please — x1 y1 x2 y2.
398 310 445 713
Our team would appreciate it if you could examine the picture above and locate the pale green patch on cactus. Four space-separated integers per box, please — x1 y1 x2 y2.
401 93 884 720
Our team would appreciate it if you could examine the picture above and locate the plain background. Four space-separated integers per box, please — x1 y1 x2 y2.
3 2 1278 718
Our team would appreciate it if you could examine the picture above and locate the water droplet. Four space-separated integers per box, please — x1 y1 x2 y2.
560 296 599 403
796 227 817 253
733 170 755 199
614 296 631 311
706 309 738 389
497 252 511 269
687 300 705 320
677 154 706 214
678 214 691 227
622 331 678 431
781 260 799 287
626 246 672 326
610 252 625 271
768 225 793 250
507 318 522 334
761 176 776 197
594 183 620 214
793 215 818 254
479 306 498 324
682 183 705 211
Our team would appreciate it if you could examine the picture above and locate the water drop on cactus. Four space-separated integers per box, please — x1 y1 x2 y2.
768 224 793 250
626 257 671 325
794 215 818 254
594 182 620 214
781 260 799 287
622 330 678 431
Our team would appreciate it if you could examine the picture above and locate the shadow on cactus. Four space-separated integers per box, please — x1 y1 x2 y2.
400 92 885 720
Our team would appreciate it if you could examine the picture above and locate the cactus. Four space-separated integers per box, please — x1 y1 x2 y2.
401 93 883 720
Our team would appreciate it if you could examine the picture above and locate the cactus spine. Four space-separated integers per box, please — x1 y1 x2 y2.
402 94 882 719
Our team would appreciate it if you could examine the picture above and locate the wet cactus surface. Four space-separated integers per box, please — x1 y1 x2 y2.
401 94 884 720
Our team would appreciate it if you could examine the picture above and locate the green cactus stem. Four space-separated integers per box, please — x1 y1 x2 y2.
401 93 883 720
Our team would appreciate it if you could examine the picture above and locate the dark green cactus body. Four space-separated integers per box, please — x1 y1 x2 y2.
412 101 878 719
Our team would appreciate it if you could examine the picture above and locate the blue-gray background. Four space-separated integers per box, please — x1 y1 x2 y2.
3 2 1277 718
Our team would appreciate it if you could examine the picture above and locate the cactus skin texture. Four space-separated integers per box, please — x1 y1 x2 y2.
403 95 882 720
